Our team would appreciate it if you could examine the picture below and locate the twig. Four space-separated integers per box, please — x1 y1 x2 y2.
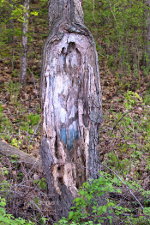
111 109 133 132
101 164 144 209
28 120 41 144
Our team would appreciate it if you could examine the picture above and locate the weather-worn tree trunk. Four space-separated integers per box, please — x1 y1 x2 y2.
41 0 102 220
20 0 29 83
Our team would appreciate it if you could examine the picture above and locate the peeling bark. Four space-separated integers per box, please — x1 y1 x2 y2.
41 0 102 219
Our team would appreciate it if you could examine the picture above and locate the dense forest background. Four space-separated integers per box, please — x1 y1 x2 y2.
0 0 150 224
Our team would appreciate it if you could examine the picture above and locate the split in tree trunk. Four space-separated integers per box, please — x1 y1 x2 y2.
41 0 102 220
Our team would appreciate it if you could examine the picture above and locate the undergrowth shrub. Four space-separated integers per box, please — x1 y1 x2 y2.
56 172 150 225
0 197 34 225
0 103 13 141
83 0 149 76
103 91 150 179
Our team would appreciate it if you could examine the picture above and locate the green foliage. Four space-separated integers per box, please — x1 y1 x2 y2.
56 174 118 225
104 91 150 178
4 81 21 105
27 113 40 126
20 113 40 134
143 89 150 105
0 0 39 70
83 0 149 76
0 103 13 141
11 138 22 148
0 98 40 149
33 178 47 190
0 181 10 197
0 197 34 225
56 172 150 225
0 1 149 224
124 91 143 109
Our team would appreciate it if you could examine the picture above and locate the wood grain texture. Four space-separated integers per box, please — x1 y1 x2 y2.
41 0 102 219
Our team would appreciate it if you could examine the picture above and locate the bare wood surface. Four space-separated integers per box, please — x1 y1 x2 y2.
41 0 102 219
0 140 42 172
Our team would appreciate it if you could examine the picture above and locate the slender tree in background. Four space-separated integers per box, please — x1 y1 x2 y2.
20 0 29 83
146 0 150 64
41 0 102 220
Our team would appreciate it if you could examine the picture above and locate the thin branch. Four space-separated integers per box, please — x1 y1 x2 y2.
101 164 144 209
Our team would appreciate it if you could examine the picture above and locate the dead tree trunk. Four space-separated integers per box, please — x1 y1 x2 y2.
41 0 102 220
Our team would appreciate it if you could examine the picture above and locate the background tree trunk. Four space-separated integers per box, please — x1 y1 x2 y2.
20 0 29 83
41 0 102 220
146 0 150 65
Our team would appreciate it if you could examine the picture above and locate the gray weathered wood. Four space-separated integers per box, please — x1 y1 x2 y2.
41 0 102 219
0 140 42 172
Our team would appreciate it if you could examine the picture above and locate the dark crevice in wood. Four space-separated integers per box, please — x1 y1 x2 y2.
58 177 64 184
41 0 102 220
54 135 59 159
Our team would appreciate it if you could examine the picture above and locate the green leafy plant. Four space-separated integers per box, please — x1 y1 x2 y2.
11 138 22 148
56 172 121 225
27 113 40 126
20 113 40 134
4 81 21 104
104 91 150 179
0 104 13 141
83 0 148 81
0 197 34 225
56 172 150 225
33 177 47 190
124 91 143 110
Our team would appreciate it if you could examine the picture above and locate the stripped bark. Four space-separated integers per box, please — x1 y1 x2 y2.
20 0 29 83
41 0 102 219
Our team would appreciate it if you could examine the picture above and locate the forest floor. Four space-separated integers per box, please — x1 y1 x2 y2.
0 56 149 224
0 7 150 224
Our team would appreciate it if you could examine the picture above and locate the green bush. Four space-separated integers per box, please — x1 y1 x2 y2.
83 0 148 76
0 197 34 225
103 91 150 177
55 172 150 225
56 172 150 225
